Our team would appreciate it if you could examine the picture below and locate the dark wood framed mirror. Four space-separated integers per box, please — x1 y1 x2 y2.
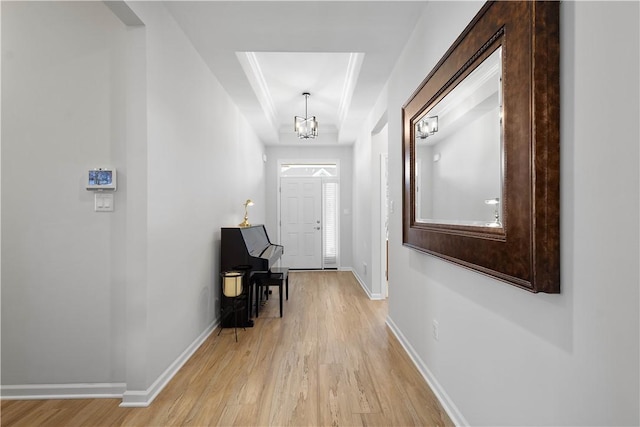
402 1 560 293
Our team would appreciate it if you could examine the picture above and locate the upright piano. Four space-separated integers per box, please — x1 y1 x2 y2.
220 225 283 327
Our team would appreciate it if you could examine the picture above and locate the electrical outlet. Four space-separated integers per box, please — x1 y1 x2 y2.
363 262 368 276
432 319 439 341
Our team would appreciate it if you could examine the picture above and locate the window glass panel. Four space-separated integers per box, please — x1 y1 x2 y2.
280 164 337 177
322 181 338 267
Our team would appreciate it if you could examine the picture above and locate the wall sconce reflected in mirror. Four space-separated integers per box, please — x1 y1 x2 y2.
416 115 439 139
485 197 501 227
239 199 254 227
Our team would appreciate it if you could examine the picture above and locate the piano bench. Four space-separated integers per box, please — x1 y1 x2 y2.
252 267 289 318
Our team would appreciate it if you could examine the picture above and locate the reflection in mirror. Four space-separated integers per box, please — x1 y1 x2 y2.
414 46 503 227
403 1 560 293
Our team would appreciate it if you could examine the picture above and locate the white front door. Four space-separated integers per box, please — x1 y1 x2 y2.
280 177 322 269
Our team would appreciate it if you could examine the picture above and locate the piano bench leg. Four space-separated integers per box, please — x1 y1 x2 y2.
255 281 284 318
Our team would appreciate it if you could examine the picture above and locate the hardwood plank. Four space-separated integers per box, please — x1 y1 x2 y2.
0 401 41 426
1 271 452 426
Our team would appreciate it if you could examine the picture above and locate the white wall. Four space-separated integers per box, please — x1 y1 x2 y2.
374 1 639 425
127 1 266 394
1 1 266 403
350 89 389 299
265 145 352 269
352 128 373 287
2 1 129 386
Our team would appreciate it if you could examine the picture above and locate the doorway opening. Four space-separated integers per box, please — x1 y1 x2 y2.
371 118 389 299
381 153 389 298
277 161 340 270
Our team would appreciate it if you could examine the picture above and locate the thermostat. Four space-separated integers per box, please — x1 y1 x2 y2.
86 168 116 191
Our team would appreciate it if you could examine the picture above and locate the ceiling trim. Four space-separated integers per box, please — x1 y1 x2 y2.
337 52 364 126
237 51 278 129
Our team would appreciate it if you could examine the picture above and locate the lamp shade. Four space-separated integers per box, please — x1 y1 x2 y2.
222 271 243 297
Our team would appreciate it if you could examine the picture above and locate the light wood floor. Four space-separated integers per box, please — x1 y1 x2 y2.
1 271 453 426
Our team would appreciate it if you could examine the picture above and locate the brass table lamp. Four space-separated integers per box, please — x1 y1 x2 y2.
239 199 254 227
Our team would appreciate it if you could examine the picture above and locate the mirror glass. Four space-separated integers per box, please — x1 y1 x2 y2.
414 46 503 227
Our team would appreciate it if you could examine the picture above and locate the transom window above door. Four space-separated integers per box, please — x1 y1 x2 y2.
280 163 338 177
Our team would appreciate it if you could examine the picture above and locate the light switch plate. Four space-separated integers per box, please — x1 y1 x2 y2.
95 193 114 212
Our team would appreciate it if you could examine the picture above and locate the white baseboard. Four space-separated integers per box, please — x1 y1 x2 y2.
1 382 126 400
385 315 468 427
346 267 385 300
1 319 219 407
120 319 218 407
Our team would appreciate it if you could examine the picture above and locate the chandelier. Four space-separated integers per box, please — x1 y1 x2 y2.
294 92 318 139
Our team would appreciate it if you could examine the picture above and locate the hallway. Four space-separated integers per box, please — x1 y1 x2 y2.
1 271 452 426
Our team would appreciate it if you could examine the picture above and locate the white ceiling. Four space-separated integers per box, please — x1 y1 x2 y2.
163 1 428 146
